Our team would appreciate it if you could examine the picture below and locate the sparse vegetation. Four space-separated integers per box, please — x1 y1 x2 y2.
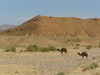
32 45 39 51
25 45 56 52
48 45 57 51
99 43 100 48
40 47 50 52
76 44 80 46
72 38 82 43
1 35 100 75
19 49 24 52
76 39 82 42
67 38 70 41
57 72 65 75
86 45 92 49
73 47 79 49
17 38 26 43
83 62 99 71
5 46 16 52
25 44 39 52
94 72 100 75
72 39 76 43
95 46 97 48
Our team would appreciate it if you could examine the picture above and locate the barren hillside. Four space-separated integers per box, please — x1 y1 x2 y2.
0 15 100 38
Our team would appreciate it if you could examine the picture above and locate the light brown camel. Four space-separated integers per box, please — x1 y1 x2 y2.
77 51 88 59
57 48 68 55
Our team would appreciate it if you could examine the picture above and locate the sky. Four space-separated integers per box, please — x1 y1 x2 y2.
0 0 100 25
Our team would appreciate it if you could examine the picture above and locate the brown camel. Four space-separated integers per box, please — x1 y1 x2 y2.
57 48 68 55
77 51 88 59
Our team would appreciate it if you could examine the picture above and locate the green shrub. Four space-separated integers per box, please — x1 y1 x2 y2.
57 72 65 75
5 47 16 52
48 45 57 51
76 44 80 46
40 47 49 52
83 66 91 71
67 39 70 41
19 49 23 53
83 62 99 71
32 45 39 51
99 43 100 48
25 44 39 52
86 45 92 49
73 47 79 49
25 46 36 52
93 62 99 67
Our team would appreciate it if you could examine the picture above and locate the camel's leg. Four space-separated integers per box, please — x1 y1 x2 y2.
65 51 66 54
86 56 88 60
67 52 68 55
65 51 68 55
82 56 84 59
61 51 63 55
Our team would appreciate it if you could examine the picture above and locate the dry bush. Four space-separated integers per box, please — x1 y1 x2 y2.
5 47 16 52
48 45 57 51
57 72 65 75
83 62 99 71
25 44 39 52
86 45 92 49
40 47 50 52
73 47 79 49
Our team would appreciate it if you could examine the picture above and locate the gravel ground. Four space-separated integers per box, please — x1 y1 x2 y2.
0 48 100 75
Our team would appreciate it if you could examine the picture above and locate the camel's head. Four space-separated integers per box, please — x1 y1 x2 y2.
77 52 81 56
57 49 60 51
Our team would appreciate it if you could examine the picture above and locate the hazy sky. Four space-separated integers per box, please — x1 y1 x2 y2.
0 0 100 25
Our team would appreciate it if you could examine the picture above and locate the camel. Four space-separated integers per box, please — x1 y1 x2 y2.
77 51 88 59
57 48 68 55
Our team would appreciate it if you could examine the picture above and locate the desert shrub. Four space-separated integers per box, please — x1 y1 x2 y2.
67 39 70 41
73 47 79 49
48 45 57 51
93 62 99 67
25 46 36 52
76 44 80 46
20 38 25 41
32 45 39 51
95 46 97 48
86 45 92 49
99 43 100 48
94 73 100 75
25 44 39 52
76 39 82 42
83 62 99 71
40 47 49 52
5 46 16 52
19 49 24 53
57 72 65 75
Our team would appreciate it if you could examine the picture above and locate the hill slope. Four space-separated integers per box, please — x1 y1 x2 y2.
0 15 100 38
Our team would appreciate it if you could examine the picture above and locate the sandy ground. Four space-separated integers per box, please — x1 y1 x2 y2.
0 48 100 75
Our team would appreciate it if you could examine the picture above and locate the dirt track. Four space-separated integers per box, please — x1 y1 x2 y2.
0 48 100 75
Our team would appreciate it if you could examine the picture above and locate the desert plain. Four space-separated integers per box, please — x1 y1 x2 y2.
0 35 100 75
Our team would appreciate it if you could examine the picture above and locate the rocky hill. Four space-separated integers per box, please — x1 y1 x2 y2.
0 15 100 38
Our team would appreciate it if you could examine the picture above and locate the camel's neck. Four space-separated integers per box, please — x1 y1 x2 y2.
78 53 82 56
57 49 60 51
